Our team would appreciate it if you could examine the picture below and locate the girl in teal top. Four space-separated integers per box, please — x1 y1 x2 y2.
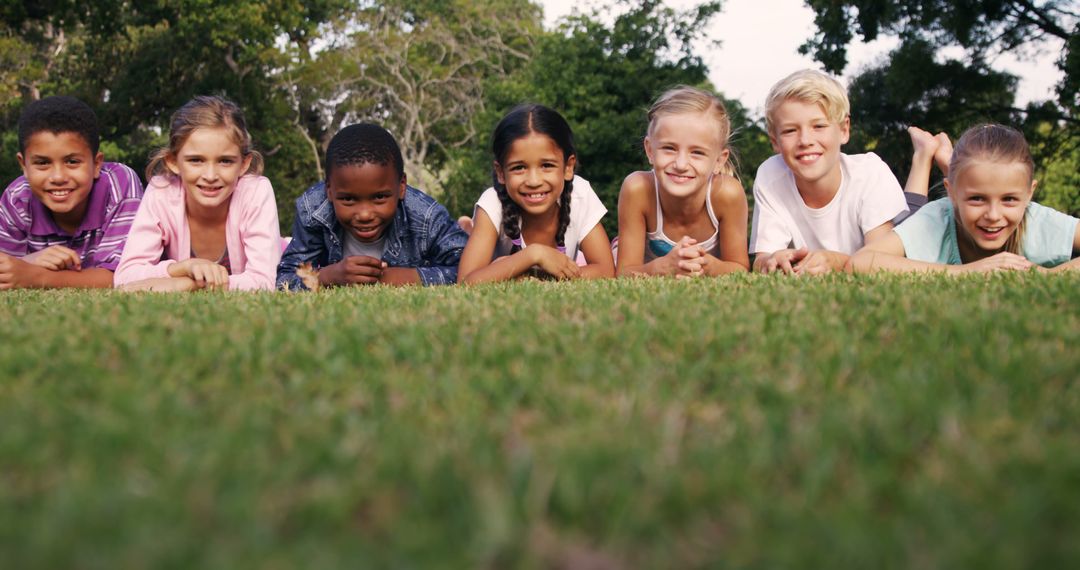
850 124 1080 273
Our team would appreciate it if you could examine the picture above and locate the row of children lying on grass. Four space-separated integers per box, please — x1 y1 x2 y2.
1 69 1077 292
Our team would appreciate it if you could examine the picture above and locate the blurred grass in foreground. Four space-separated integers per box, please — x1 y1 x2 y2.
1 272 1078 569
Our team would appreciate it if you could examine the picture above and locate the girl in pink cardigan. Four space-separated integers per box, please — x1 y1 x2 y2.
115 96 281 291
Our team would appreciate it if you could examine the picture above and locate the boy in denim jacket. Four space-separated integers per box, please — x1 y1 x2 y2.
277 123 467 289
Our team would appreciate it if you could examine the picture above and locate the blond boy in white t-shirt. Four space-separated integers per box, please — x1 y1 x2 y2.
750 70 921 274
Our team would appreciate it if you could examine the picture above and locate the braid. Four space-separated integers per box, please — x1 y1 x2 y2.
493 171 524 253
555 177 574 248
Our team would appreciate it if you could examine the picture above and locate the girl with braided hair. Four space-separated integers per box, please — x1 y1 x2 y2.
458 104 614 283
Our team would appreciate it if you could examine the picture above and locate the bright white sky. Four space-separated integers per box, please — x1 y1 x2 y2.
539 0 1065 116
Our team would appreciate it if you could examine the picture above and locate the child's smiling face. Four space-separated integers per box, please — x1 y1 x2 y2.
17 131 104 233
327 161 406 242
947 159 1035 255
770 99 849 193
167 127 252 213
495 133 575 217
644 112 727 198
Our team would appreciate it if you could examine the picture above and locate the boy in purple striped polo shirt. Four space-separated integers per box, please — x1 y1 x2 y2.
0 96 143 289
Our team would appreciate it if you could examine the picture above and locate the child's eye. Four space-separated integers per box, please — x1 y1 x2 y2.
220 158 235 165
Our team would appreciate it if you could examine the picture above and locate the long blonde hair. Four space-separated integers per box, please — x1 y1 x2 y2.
647 86 735 177
948 124 1034 255
146 95 263 181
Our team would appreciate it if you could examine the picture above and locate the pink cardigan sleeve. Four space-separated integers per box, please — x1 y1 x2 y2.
227 177 281 291
112 187 177 286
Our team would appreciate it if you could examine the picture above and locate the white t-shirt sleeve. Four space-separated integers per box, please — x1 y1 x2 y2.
569 177 607 253
749 163 794 254
855 154 907 234
474 187 504 233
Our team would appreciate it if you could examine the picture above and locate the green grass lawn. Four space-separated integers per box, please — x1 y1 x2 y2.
2 273 1079 569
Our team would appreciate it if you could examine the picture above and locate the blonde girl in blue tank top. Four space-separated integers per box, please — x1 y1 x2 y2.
616 86 749 277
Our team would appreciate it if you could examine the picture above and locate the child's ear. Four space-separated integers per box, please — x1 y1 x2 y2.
164 154 181 175
1028 178 1038 199
643 137 654 165
493 161 506 186
839 116 851 145
563 154 577 181
15 152 26 174
240 153 253 176
768 132 781 154
943 177 954 199
713 148 730 176
93 151 104 179
398 172 408 199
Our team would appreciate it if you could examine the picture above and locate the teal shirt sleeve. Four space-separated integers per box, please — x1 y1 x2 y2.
893 198 959 264
1022 202 1079 267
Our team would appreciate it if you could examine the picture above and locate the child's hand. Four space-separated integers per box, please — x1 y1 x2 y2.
23 246 81 271
957 252 1033 273
933 132 953 174
0 253 43 289
168 258 230 289
793 250 835 276
762 247 808 275
672 236 706 278
319 255 386 286
529 244 581 280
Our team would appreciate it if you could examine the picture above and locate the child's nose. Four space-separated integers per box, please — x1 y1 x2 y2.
47 165 68 184
355 206 375 221
674 151 690 169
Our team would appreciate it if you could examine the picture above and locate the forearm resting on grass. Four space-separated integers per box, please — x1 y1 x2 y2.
0 254 114 289
118 276 200 292
461 244 579 284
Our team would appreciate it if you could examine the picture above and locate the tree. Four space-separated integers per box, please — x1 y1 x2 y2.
845 39 1018 187
442 0 766 233
307 0 539 196
801 0 1078 120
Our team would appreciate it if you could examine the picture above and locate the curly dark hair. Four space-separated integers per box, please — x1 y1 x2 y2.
18 96 100 155
491 104 576 252
325 123 405 183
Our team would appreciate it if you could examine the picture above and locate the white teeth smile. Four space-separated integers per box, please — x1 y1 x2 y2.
48 190 72 197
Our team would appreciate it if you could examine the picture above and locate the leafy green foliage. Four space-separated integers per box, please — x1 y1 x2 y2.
803 1 1079 184
2 273 1080 567
844 39 1018 183
442 0 764 233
